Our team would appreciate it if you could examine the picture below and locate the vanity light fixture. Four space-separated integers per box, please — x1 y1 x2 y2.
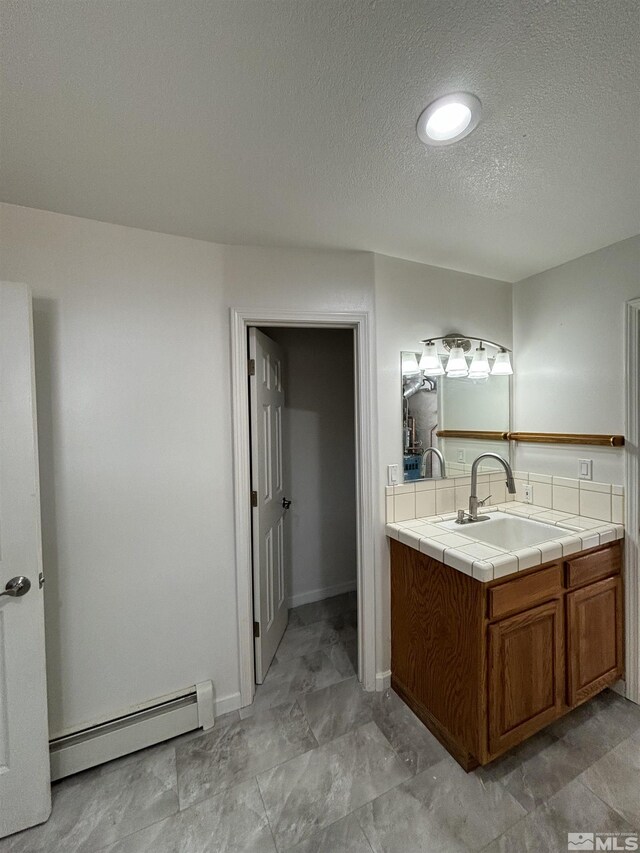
418 341 444 375
401 351 421 375
418 334 513 379
468 343 491 379
491 348 513 375
417 93 482 147
445 346 469 377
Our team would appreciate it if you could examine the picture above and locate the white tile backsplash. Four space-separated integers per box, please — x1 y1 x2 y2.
385 495 394 523
454 484 471 507
579 489 611 522
529 472 552 484
514 478 528 502
612 494 624 523
393 491 415 522
415 488 436 517
530 482 552 508
435 487 456 515
553 485 580 514
579 480 611 493
385 471 624 525
553 476 579 489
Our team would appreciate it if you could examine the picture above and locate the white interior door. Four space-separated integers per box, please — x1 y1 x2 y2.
249 328 289 683
0 283 51 837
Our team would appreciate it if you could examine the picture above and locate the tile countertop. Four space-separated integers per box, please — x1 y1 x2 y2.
385 502 624 584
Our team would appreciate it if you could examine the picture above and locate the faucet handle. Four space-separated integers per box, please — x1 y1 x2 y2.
456 508 473 524
478 494 492 507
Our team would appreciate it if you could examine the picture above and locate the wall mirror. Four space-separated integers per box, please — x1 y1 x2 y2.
402 335 513 482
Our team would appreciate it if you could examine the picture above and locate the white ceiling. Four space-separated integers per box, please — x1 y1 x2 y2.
2 1 639 282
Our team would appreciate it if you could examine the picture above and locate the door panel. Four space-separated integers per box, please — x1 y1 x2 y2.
0 283 51 837
488 598 564 757
249 329 288 683
567 576 623 706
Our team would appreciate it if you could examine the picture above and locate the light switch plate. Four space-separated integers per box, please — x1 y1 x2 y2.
457 449 465 462
523 484 533 503
387 464 400 486
579 459 593 480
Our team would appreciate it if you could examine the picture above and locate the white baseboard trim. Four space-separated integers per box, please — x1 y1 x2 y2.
50 681 221 781
287 579 357 609
375 670 391 691
215 690 242 715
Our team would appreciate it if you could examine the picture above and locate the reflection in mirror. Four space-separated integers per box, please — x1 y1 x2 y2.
402 351 512 482
402 364 439 479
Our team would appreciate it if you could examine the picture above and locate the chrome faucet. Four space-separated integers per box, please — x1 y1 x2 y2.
457 452 516 523
420 446 446 479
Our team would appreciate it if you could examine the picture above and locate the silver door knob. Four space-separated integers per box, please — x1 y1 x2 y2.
0 576 31 598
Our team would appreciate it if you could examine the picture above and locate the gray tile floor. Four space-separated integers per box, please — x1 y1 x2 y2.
3 591 639 852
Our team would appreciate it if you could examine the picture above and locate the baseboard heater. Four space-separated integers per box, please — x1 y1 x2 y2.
49 680 215 781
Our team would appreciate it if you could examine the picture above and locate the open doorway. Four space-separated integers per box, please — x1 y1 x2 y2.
230 309 377 712
249 327 358 702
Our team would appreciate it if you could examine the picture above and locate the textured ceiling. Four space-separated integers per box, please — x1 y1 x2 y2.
1 1 639 281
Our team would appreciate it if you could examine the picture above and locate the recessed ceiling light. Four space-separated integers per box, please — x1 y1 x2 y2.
417 93 482 146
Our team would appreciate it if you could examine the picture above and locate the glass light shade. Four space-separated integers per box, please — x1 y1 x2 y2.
491 350 513 375
445 346 468 377
468 345 490 378
401 351 420 375
419 342 444 375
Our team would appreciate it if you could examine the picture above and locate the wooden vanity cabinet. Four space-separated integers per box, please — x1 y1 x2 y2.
488 597 565 757
390 538 624 770
566 575 623 706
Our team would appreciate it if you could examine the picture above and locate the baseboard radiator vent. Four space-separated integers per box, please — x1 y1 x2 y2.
49 680 215 781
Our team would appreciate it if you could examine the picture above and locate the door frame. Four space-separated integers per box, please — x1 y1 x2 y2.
230 309 377 708
624 297 640 704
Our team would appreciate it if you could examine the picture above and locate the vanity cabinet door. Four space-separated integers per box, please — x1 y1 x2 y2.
488 598 565 757
566 576 623 707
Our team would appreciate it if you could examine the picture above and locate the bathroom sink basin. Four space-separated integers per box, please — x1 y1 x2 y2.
436 513 565 550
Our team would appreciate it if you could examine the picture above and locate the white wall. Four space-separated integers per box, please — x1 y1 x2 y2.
265 328 356 606
374 254 513 674
513 235 640 484
0 204 374 737
0 204 233 736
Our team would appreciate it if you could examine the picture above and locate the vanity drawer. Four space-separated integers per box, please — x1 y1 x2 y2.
565 542 622 589
488 563 564 620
